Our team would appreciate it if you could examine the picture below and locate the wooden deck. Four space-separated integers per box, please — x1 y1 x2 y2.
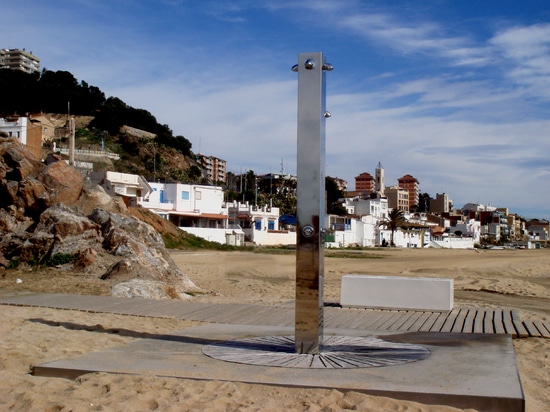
1 291 548 339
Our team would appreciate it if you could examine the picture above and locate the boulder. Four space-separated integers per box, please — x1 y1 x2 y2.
0 137 200 299
77 184 128 215
38 160 83 206
0 136 82 215
110 279 192 300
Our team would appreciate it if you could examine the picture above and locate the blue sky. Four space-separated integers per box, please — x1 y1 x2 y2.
4 0 550 219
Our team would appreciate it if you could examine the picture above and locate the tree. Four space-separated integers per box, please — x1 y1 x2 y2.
417 192 432 213
379 208 406 247
326 176 347 215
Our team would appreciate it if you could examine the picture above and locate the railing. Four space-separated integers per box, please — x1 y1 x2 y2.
331 223 351 231
56 148 120 160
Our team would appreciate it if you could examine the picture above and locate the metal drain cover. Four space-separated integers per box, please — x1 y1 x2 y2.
203 335 430 369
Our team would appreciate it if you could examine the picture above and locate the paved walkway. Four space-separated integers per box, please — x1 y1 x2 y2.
1 289 548 339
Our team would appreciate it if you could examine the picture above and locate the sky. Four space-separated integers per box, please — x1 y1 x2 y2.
4 0 550 220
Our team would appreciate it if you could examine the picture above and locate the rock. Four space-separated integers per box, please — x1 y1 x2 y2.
101 259 132 280
17 203 103 263
0 138 200 299
110 279 192 300
0 205 34 233
88 208 111 227
0 137 44 181
74 247 98 269
76 184 128 216
0 137 82 215
38 159 83 206
15 177 50 217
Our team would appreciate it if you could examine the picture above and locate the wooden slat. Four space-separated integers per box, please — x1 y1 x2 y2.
483 309 495 334
406 311 433 331
362 311 394 329
378 312 408 330
493 309 506 334
419 312 441 332
523 320 541 338
511 310 529 338
440 309 460 332
388 312 415 330
473 308 485 334
532 321 550 338
332 309 363 328
348 311 376 328
430 311 453 332
395 312 423 331
451 309 469 333
502 310 517 338
369 311 399 329
462 309 477 333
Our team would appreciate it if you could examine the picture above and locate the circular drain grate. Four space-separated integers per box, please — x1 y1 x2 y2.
202 335 430 369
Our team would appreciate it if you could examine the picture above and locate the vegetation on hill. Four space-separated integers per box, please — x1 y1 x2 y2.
0 68 199 182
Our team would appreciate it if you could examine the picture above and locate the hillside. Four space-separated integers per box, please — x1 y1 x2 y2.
1 68 202 183
62 117 203 183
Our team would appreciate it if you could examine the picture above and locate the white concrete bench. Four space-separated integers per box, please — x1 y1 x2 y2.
340 274 453 312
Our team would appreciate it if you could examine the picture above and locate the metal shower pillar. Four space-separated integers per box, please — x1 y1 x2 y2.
293 52 332 354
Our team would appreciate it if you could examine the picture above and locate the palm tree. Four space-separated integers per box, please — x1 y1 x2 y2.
379 208 406 247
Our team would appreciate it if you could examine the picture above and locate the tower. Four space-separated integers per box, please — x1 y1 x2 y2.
375 161 385 195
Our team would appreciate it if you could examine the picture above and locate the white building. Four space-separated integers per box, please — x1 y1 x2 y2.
325 197 389 248
325 214 380 248
378 227 432 248
343 196 389 220
226 201 296 246
1 116 29 144
90 171 153 200
139 182 241 244
1 116 45 158
451 219 481 244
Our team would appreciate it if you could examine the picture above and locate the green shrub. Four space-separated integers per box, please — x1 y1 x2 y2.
48 253 77 266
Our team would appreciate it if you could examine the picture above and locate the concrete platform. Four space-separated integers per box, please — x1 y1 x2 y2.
33 324 525 412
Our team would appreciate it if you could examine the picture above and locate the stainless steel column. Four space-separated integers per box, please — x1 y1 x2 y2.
293 52 332 354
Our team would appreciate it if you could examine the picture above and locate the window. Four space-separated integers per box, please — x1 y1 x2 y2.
181 191 190 200
255 220 262 230
268 220 275 230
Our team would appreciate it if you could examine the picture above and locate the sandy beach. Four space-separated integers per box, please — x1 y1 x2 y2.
1 247 548 411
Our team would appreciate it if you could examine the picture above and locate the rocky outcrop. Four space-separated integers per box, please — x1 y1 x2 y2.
0 137 199 299
0 137 83 218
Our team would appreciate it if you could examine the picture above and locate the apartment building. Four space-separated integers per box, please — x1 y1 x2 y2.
354 172 374 193
0 48 40 73
386 185 409 211
398 174 419 208
431 193 453 214
197 154 226 184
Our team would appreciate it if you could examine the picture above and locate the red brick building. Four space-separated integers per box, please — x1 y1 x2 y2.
398 174 419 209
355 172 374 193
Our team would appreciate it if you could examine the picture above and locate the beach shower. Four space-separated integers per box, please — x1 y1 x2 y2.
293 52 332 354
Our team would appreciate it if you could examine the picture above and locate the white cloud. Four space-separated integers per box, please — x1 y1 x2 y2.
490 23 550 97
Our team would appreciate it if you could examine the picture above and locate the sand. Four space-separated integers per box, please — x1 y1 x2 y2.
1 247 548 411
